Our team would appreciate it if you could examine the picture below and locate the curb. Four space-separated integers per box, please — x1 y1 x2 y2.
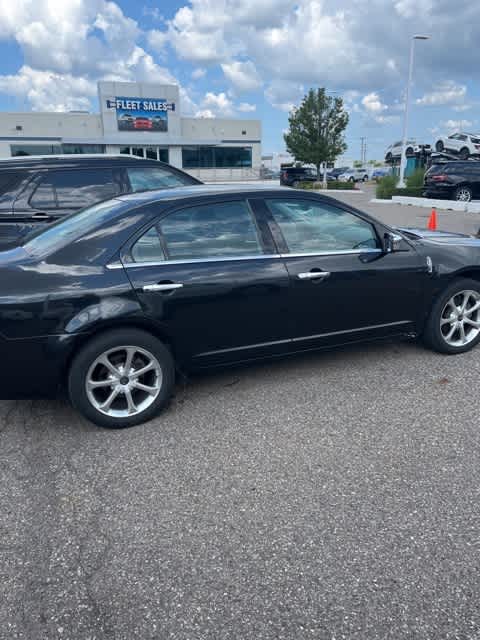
370 196 480 213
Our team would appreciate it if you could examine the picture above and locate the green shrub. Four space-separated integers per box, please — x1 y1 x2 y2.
376 175 398 199
405 168 425 188
392 187 424 198
296 180 355 190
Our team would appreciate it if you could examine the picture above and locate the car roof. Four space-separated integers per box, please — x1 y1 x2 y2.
117 183 295 204
0 155 165 170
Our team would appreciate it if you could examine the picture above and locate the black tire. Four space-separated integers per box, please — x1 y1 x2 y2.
385 152 392 162
349 176 355 183
435 140 444 152
292 180 300 188
363 175 369 182
459 147 470 160
453 185 473 202
406 146 414 156
68 328 175 428
423 278 480 354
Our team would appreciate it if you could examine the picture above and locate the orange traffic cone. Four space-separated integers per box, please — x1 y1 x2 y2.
427 207 437 231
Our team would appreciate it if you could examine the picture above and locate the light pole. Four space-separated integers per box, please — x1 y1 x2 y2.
398 34 430 188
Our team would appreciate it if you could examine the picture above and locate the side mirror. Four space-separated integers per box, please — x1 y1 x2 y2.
383 232 403 253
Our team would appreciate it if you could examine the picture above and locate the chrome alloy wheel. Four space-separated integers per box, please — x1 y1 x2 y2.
86 346 162 418
456 187 472 202
440 290 480 347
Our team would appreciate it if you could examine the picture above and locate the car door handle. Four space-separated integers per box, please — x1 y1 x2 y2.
142 283 183 292
31 212 54 221
297 271 330 280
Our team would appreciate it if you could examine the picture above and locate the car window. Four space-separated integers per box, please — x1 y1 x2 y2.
458 135 467 141
31 169 121 210
22 199 124 257
156 201 263 261
265 199 380 253
0 171 25 204
131 225 165 262
127 167 197 192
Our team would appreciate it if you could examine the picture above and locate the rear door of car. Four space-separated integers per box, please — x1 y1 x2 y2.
13 166 123 242
252 195 428 349
120 196 292 366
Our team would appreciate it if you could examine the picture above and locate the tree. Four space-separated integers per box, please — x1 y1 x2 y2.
283 88 349 179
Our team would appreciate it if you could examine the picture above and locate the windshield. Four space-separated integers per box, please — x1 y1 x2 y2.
23 198 124 258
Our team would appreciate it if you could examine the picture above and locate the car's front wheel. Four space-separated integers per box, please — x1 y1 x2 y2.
68 328 175 428
349 176 355 183
423 279 480 354
435 140 444 152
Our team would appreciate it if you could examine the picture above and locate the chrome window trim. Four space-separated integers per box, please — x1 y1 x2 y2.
107 248 382 269
107 254 280 269
279 249 382 259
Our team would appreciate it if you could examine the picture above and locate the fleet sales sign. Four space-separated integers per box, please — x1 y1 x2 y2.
106 96 175 132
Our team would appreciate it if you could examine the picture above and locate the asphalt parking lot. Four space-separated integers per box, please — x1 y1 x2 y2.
1 185 480 639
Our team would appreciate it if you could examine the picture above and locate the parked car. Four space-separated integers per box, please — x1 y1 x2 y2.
2 184 480 428
151 116 167 131
423 161 480 202
118 113 135 131
326 167 349 181
134 117 152 130
0 155 201 249
372 168 391 180
280 166 317 187
434 133 480 159
337 168 370 182
385 140 430 161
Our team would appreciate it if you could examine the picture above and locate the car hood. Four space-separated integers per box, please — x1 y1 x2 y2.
396 227 480 246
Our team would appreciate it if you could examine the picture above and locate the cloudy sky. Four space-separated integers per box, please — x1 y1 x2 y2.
0 0 478 160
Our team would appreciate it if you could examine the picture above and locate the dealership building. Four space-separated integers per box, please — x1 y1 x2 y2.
0 81 262 181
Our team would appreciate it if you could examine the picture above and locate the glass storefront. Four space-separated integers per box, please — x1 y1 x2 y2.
118 146 169 162
182 146 252 169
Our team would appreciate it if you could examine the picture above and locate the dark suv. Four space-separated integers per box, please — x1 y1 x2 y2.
280 166 317 187
0 155 201 249
424 161 480 202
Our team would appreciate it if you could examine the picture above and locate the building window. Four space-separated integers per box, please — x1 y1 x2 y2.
10 144 62 157
182 146 252 169
61 144 105 154
120 147 130 155
159 148 169 163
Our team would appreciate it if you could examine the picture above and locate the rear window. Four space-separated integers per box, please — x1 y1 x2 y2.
127 166 197 192
22 199 124 258
426 164 449 175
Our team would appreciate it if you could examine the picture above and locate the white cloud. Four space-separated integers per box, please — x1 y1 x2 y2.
440 119 473 132
191 68 206 79
238 102 256 112
416 81 467 107
362 92 387 114
0 0 194 113
221 60 262 92
0 65 96 111
196 91 234 117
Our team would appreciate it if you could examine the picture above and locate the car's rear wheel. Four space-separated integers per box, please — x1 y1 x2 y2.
435 140 444 152
454 185 473 202
292 180 300 188
406 146 414 156
423 279 480 354
68 328 175 428
349 176 355 183
363 175 368 182
459 147 470 160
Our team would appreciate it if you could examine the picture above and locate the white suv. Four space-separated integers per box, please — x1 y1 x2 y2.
434 132 480 159
338 167 370 182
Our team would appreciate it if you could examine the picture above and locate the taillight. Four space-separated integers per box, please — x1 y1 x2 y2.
431 174 448 182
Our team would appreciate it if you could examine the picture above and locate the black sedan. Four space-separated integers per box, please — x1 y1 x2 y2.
2 185 480 428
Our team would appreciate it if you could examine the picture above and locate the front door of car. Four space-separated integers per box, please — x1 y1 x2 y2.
255 196 428 350
121 198 291 366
